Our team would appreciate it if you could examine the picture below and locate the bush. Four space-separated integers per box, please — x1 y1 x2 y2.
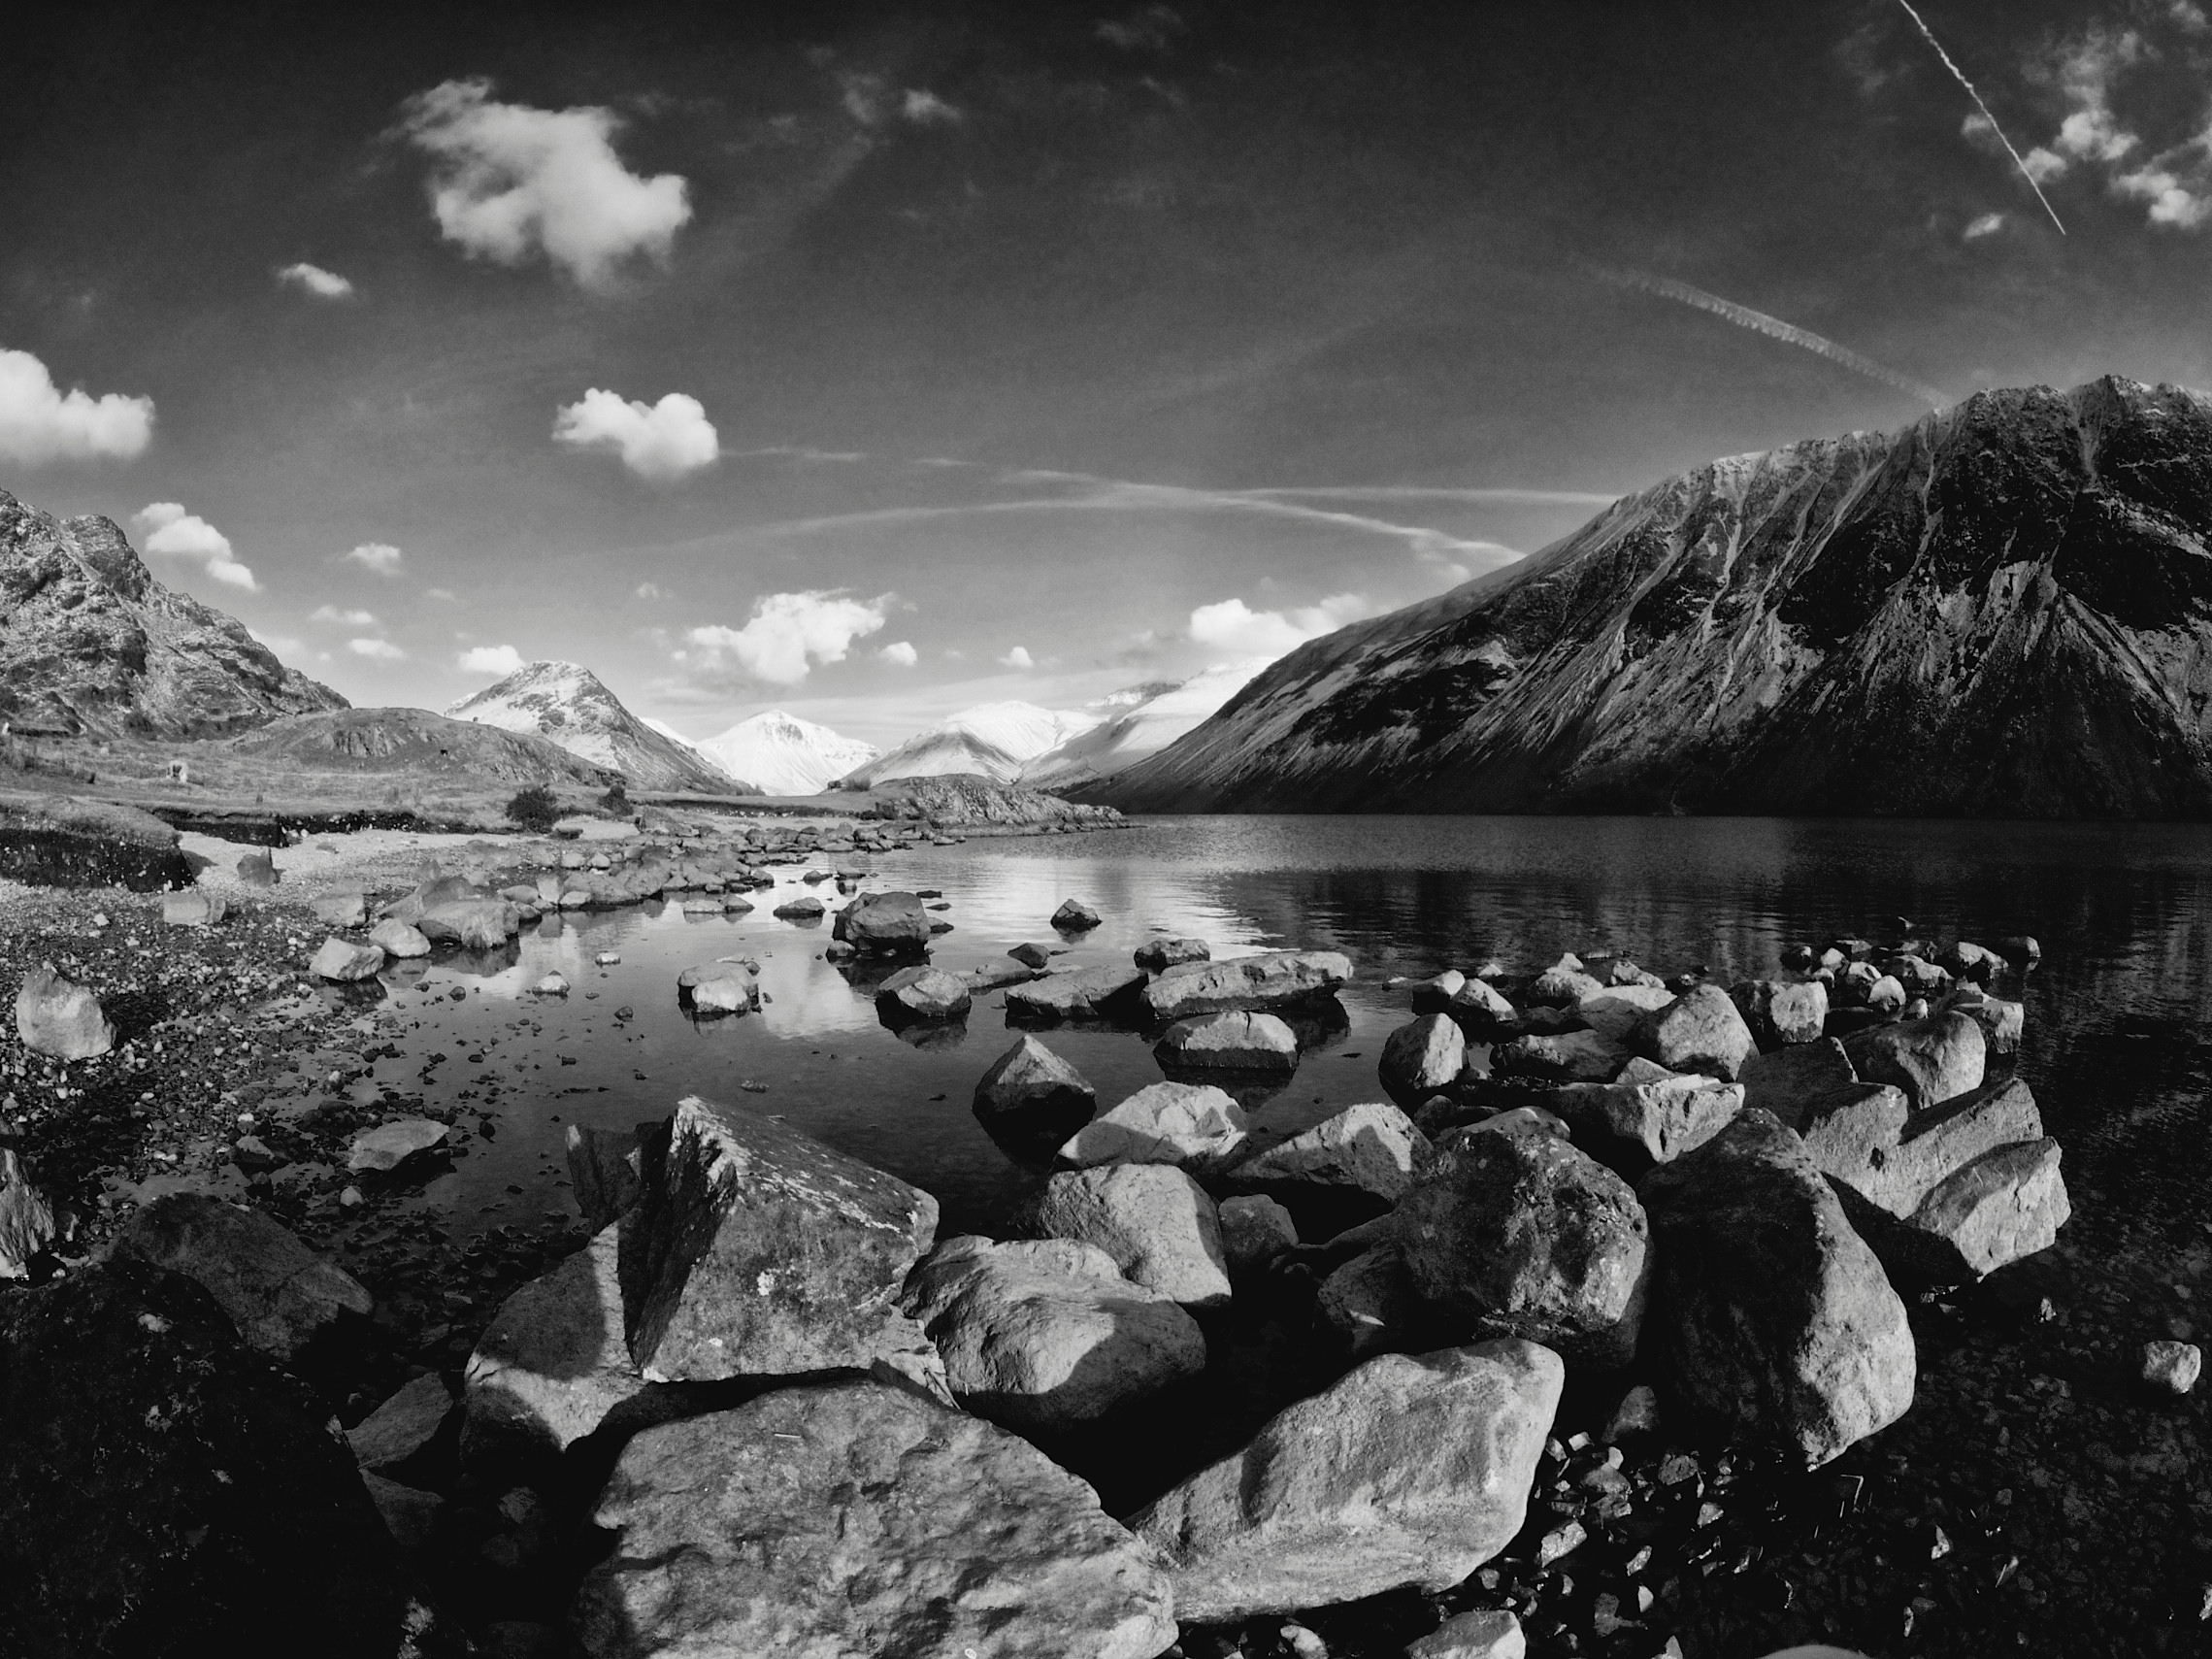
506 784 559 834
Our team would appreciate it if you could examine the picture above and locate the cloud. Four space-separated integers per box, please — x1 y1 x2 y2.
278 262 355 299
345 542 404 575
1963 211 2007 239
131 503 256 589
1097 6 1187 51
459 644 524 676
1000 646 1034 669
879 640 918 666
553 388 718 481
0 348 153 465
397 78 691 289
424 586 457 601
311 605 378 626
2006 24 2212 230
635 580 667 599
678 590 889 684
902 89 963 124
1189 592 1378 658
348 637 407 660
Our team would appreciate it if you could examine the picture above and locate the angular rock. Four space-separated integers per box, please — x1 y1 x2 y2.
574 1381 1174 1659
311 891 367 927
1407 1609 1526 1659
361 1472 443 1558
0 1137 56 1277
1629 984 1754 1081
347 1373 455 1473
1136 936 1209 972
1546 1059 1744 1170
110 1192 373 1361
1006 964 1148 1024
1317 1243 1425 1358
1574 982 1674 1042
2144 1340 2202 1396
1640 1111 1916 1467
875 966 973 1022
1009 942 1052 970
1843 1137 2070 1282
417 898 517 950
1155 1010 1301 1074
347 1118 448 1174
1528 958 1603 1007
1052 898 1104 931
1379 1013 1467 1107
1217 1195 1298 1277
1056 1081 1249 1173
1733 979 1830 1047
1444 975 1518 1033
1141 949 1353 1022
1490 1027 1627 1083
1130 1340 1563 1621
1945 984 2025 1054
974 1035 1098 1145
15 966 114 1060
1399 1127 1651 1366
367 916 430 958
567 1124 644 1230
835 890 931 953
1844 1075 2045 1216
1031 1164 1230 1309
1842 1011 1986 1110
1225 1102 1431 1205
309 936 384 982
901 1236 1206 1431
162 890 227 927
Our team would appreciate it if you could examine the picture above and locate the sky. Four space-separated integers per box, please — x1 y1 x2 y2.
7 0 2212 746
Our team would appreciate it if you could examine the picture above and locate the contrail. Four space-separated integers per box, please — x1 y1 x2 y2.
1893 0 2067 235
1578 260 1949 409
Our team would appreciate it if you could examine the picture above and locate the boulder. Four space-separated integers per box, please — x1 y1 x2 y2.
1379 1013 1467 1107
619 1097 940 1383
1639 1111 1915 1467
1056 1081 1249 1173
974 1035 1098 1145
1527 957 1603 1007
1317 1244 1425 1358
1443 975 1518 1034
347 1373 455 1474
1136 936 1209 972
379 872 478 924
1839 1136 2069 1282
566 1124 644 1230
573 1381 1174 1659
1842 1012 1986 1110
1006 964 1149 1024
1628 984 1755 1081
1398 1128 1650 1367
1141 949 1353 1022
1009 942 1052 970
1885 953 1954 997
1545 1059 1743 1170
836 890 931 954
0 1260 404 1658
14 966 114 1060
1938 940 2004 982
2144 1341 2202 1396
1735 1041 1914 1193
1051 898 1104 931
309 937 384 982
311 892 367 927
347 1118 448 1174
1130 1340 1563 1621
1217 1195 1299 1277
1732 979 1830 1047
416 898 518 950
1843 1076 2046 1217
1407 1609 1527 1659
1031 1164 1231 1309
900 1236 1206 1431
110 1192 373 1362
1573 983 1674 1043
0 1136 56 1277
1945 984 2024 1054
875 966 973 1022
771 894 824 919
161 890 228 927
367 917 430 958
1154 1010 1301 1074
1490 1027 1627 1083
1225 1102 1431 1205
681 960 755 1014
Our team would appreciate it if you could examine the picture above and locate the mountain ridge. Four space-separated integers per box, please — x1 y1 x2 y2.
696 710 877 798
446 660 743 794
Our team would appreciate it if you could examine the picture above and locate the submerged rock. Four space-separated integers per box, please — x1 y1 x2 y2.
974 1034 1098 1145
1129 1340 1563 1621
1031 1164 1231 1309
15 966 114 1060
110 1192 373 1362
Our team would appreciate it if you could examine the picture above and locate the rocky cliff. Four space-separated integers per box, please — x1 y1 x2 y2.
446 660 742 794
1099 378 2212 818
0 489 344 738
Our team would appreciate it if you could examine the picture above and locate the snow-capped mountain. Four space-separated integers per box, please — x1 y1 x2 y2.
695 710 879 797
836 700 1098 787
1020 664 1271 793
445 660 743 794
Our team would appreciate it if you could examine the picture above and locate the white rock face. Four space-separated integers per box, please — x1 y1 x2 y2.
695 709 879 797
839 700 1099 787
446 659 741 793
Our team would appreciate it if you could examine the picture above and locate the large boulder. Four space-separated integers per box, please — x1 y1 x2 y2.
1398 1126 1651 1366
309 936 384 982
574 1381 1175 1659
1135 936 1210 972
1738 1040 1911 1193
618 1097 941 1383
367 916 430 958
109 1192 373 1362
1443 975 1519 1034
835 890 931 953
1057 1082 1250 1173
0 1260 405 1658
1628 984 1755 1080
974 1035 1098 1145
1841 1012 1986 1110
1545 1059 1743 1171
1141 949 1353 1022
901 1236 1206 1432
1379 1013 1468 1107
1317 1243 1427 1358
1732 979 1830 1047
1489 1028 1628 1083
415 897 519 950
1153 1010 1301 1074
1224 1101 1431 1206
15 966 114 1060
1130 1340 1563 1621
1639 1111 1916 1468
875 965 973 1022
567 1123 644 1230
1031 1165 1231 1309
1573 983 1674 1043
1006 965 1149 1025
1838 1136 2070 1283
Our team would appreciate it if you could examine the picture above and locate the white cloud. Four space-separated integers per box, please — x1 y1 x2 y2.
131 503 256 590
424 586 457 601
1000 646 1034 669
311 605 379 626
902 89 962 124
879 640 918 666
679 590 889 684
553 388 718 481
398 78 691 289
1963 212 2007 240
635 580 667 599
278 262 355 299
1189 592 1377 658
345 542 404 576
348 637 407 660
0 348 153 466
459 644 524 676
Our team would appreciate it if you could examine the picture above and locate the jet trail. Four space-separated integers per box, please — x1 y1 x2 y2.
1579 260 1948 409
1893 0 2067 235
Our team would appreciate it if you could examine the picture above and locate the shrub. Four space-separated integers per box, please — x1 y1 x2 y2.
506 784 559 833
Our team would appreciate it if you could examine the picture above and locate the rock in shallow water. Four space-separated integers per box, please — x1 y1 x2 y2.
367 916 430 958
574 1380 1174 1659
1007 964 1149 1024
1154 1010 1300 1074
1130 1339 1563 1621
347 1117 448 1174
974 1034 1098 1145
309 936 384 982
1379 1012 1467 1105
1141 949 1352 1022
1136 935 1209 971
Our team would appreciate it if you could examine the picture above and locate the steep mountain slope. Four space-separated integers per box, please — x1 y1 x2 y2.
838 701 1097 787
446 661 742 793
1101 378 2212 818
1021 664 1269 792
0 488 344 738
696 710 877 797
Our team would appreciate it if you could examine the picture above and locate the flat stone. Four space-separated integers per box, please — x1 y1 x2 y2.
346 1118 448 1174
1225 1101 1431 1204
1057 1081 1249 1173
1154 1010 1301 1074
347 1373 455 1473
310 937 384 982
15 967 114 1060
1141 950 1352 1022
110 1192 373 1362
1006 965 1149 1024
1031 1164 1231 1309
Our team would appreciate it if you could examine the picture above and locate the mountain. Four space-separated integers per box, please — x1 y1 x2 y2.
1100 378 2212 818
220 708 624 787
445 660 743 794
695 710 877 797
837 700 1098 788
1020 664 1270 792
0 487 344 738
